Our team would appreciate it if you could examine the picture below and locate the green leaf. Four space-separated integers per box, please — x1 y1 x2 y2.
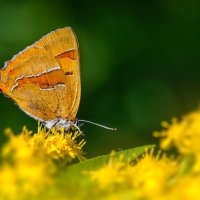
60 144 155 181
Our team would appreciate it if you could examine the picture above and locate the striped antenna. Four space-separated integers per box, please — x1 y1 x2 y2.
78 119 117 131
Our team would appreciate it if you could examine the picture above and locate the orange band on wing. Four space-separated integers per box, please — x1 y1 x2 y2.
14 69 67 90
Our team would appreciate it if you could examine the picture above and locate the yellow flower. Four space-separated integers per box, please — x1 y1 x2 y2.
90 109 200 200
0 164 18 197
0 128 54 199
91 149 177 199
91 154 126 188
0 125 86 199
34 125 86 162
129 150 177 198
163 175 200 200
154 110 200 155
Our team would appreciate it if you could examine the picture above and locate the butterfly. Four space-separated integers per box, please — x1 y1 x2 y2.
0 27 116 132
0 27 82 130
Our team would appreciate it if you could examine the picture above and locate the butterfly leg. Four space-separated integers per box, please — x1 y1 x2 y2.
73 119 84 135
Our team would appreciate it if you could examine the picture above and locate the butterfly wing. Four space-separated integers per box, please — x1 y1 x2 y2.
0 27 81 122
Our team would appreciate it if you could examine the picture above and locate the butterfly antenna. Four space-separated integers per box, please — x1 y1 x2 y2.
78 119 117 131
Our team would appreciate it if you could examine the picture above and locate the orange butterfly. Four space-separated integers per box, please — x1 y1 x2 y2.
0 27 116 131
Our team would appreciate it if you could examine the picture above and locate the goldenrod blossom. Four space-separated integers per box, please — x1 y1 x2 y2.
154 110 200 173
91 149 177 199
0 125 86 199
90 109 200 200
154 110 200 154
34 125 86 162
91 154 126 188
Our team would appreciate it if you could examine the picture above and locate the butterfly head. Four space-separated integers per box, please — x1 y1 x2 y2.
43 118 82 133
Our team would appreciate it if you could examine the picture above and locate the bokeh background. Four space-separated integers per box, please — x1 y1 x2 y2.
0 0 200 157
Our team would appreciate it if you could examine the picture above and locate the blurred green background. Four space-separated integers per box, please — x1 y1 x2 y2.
0 0 200 157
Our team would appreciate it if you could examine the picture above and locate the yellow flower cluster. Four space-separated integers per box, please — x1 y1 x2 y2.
0 125 85 199
154 110 200 154
34 125 86 162
91 110 200 200
91 150 177 199
154 110 200 173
